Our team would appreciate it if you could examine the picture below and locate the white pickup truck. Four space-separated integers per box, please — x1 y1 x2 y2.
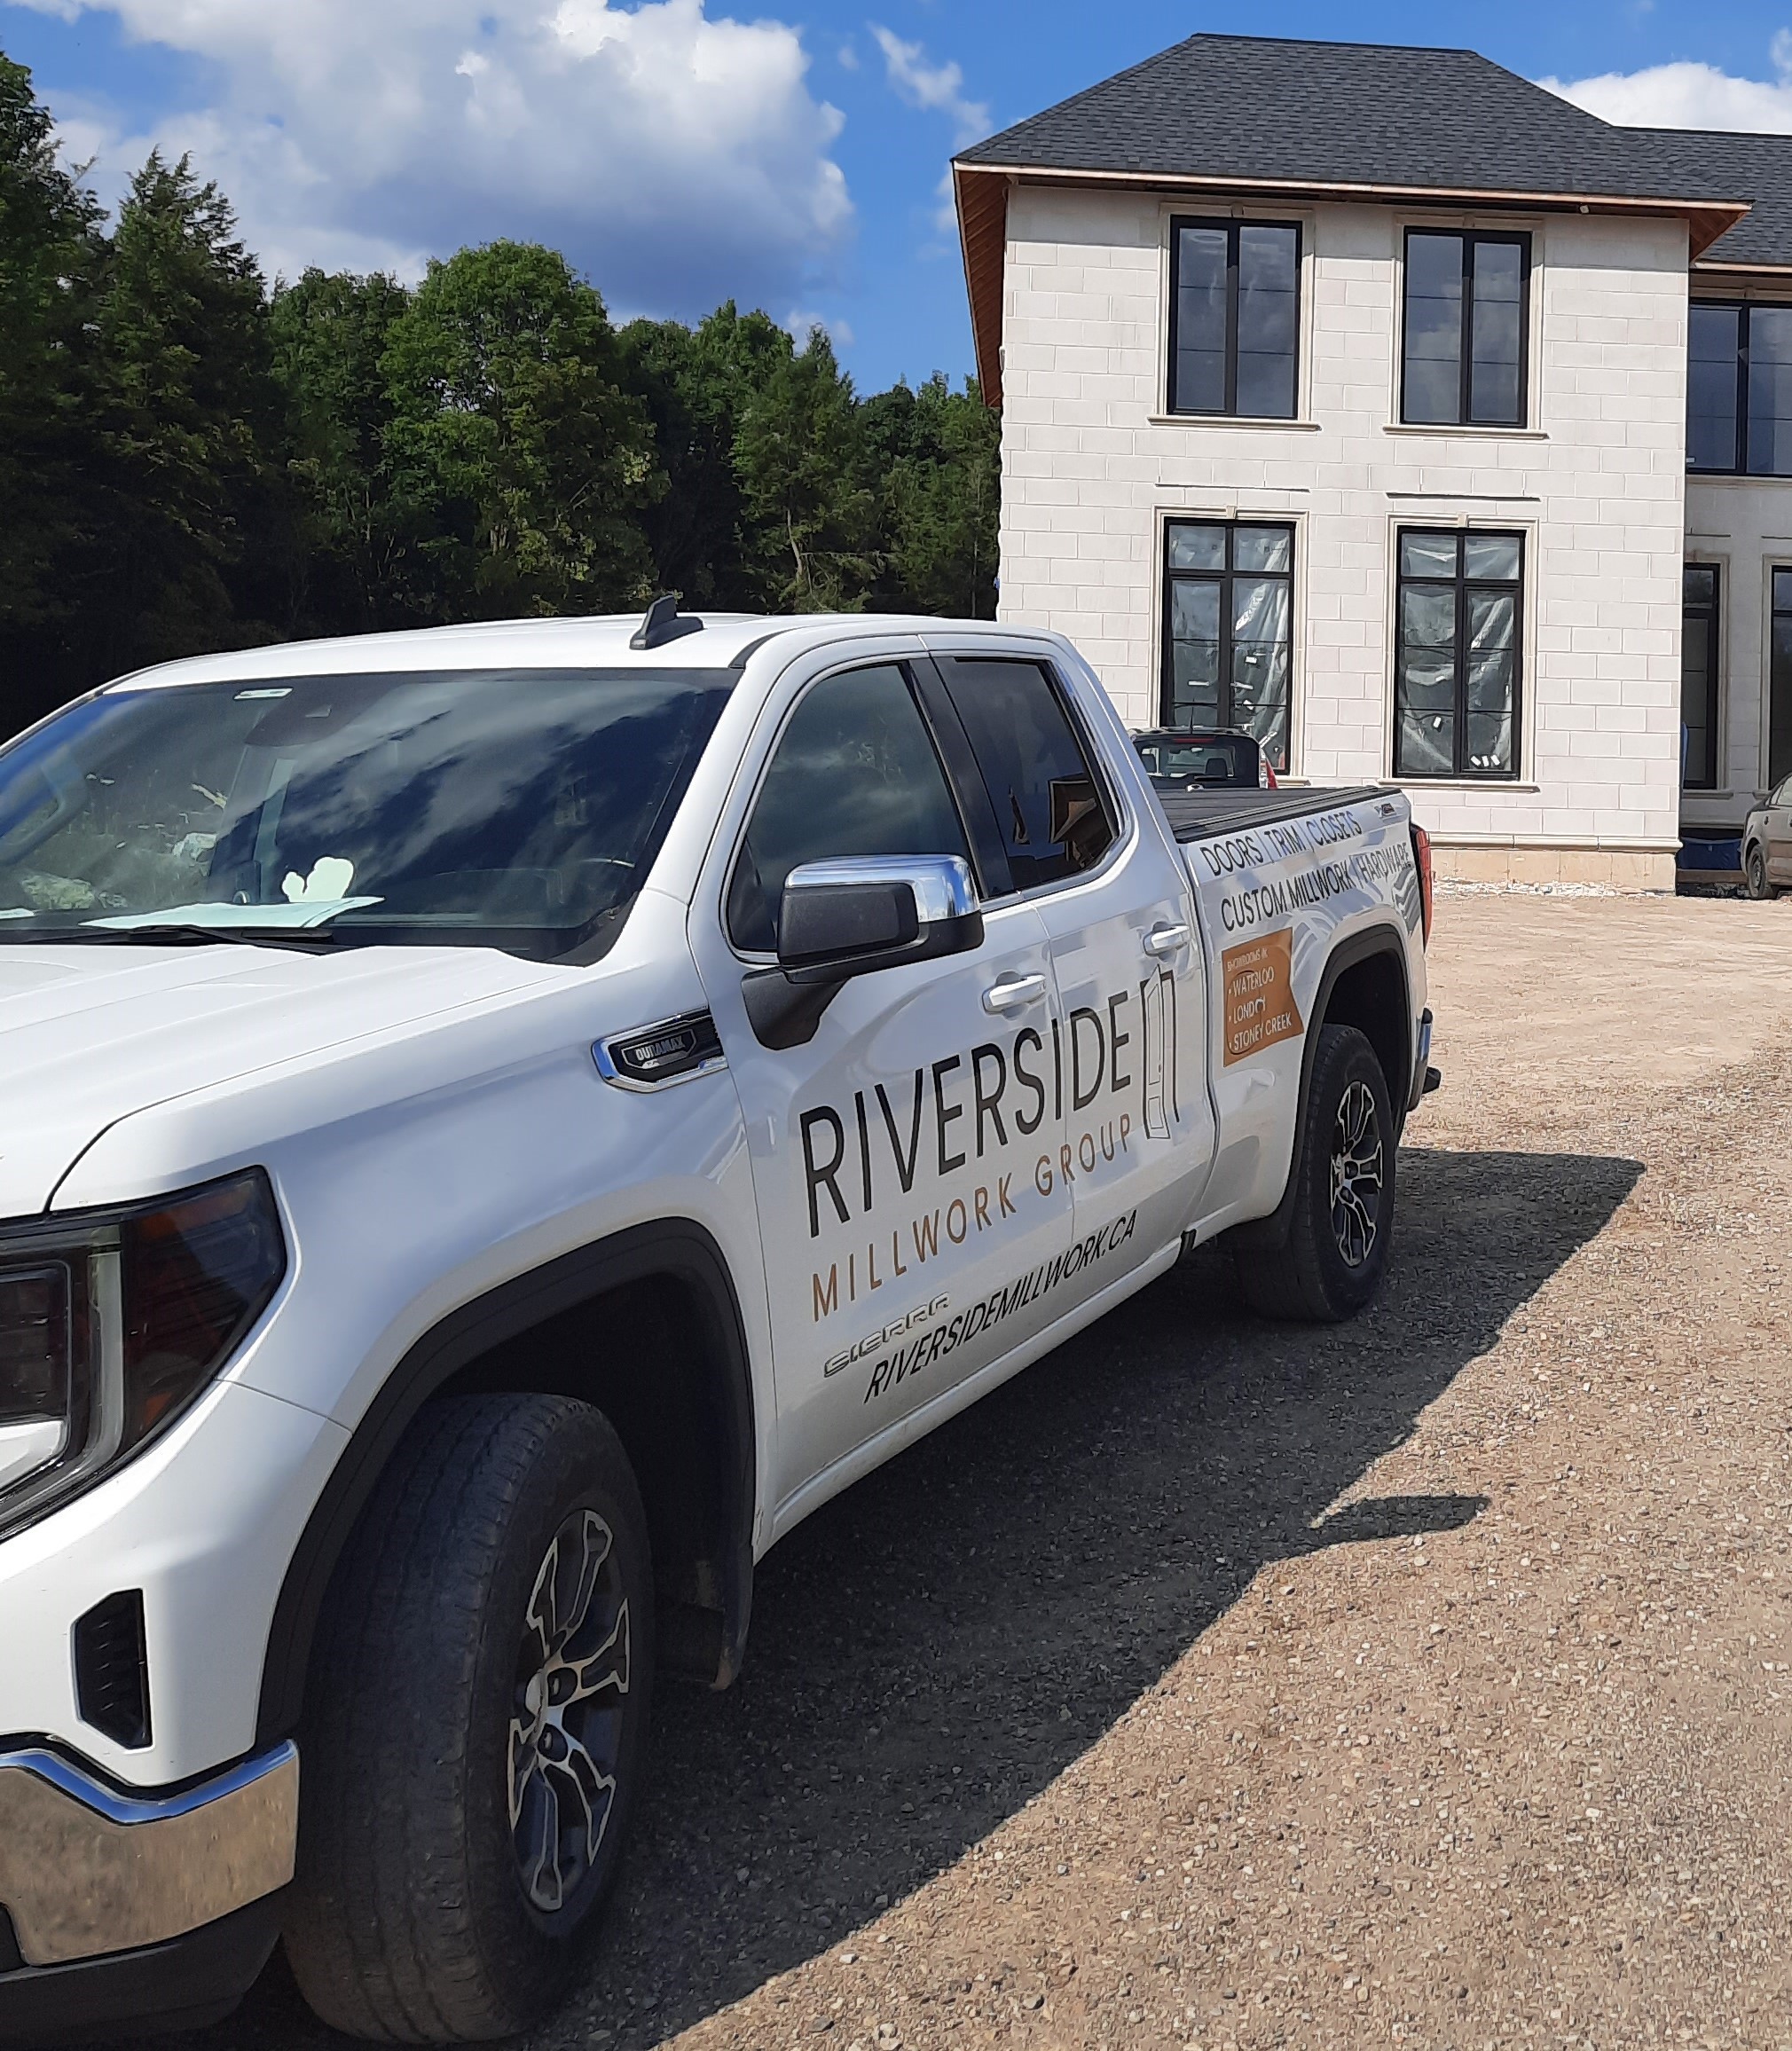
0 606 1435 2045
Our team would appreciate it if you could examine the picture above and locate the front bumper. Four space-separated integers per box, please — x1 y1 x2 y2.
0 1740 295 2039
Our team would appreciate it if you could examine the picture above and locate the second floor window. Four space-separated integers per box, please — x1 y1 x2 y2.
1402 230 1529 428
1687 303 1792 475
1168 219 1300 419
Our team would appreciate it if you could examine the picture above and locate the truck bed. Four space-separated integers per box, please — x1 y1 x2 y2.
1153 784 1390 843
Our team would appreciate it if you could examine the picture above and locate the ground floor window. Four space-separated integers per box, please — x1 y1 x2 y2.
1160 520 1293 771
1681 565 1719 790
1772 570 1792 790
1394 529 1522 778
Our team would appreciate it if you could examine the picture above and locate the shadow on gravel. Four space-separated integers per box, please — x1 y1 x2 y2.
141 1143 1639 2051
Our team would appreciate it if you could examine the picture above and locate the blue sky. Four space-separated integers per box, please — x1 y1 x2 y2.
6 0 1792 394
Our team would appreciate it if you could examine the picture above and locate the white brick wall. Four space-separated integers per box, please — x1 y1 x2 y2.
995 187 1691 863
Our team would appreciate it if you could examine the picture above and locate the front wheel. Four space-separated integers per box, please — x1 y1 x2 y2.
1745 843 1776 900
285 1394 654 2043
1235 1023 1396 1323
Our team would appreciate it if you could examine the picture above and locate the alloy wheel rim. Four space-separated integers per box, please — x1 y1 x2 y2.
1328 1080 1384 1269
507 1507 631 1914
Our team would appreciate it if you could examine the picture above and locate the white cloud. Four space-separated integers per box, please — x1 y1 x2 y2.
869 25 987 149
1541 30 1792 132
12 0 853 316
784 307 853 347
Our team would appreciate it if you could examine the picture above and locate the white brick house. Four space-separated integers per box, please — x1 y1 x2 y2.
952 35 1792 887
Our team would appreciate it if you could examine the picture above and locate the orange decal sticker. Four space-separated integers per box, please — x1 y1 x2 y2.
1221 928 1305 1066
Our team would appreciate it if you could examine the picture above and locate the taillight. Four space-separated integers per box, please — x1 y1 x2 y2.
1411 823 1434 945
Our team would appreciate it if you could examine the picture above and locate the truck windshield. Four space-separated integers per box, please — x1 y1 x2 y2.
0 668 733 958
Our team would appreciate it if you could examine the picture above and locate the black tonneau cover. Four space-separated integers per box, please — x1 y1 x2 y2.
1153 784 1391 844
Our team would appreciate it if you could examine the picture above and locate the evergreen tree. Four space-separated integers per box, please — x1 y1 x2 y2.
875 374 1001 618
0 55 107 729
733 325 875 610
619 302 789 608
380 241 658 618
93 151 283 673
271 266 417 633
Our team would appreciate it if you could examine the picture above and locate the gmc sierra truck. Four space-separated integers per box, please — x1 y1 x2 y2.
0 604 1435 2044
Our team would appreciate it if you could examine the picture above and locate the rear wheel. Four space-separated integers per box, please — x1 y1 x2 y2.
1745 843 1776 900
1235 1023 1396 1323
285 1394 653 2043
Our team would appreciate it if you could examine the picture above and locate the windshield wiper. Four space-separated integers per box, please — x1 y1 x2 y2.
0 923 337 948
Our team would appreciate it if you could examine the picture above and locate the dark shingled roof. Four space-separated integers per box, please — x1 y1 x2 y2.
957 33 1764 220
1644 130 1792 265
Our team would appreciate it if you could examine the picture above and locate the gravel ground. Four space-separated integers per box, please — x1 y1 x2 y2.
134 892 1792 2051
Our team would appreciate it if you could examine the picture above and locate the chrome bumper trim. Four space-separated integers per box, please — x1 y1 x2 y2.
0 1740 297 1968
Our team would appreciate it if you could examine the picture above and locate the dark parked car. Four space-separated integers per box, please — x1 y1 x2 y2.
1741 777 1792 898
1132 727 1276 791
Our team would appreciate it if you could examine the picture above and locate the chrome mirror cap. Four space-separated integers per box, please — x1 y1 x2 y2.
782 853 979 924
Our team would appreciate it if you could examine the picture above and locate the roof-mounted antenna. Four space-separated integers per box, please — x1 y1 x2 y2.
630 593 704 651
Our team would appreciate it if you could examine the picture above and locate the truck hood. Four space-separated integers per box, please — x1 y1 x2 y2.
0 942 555 1220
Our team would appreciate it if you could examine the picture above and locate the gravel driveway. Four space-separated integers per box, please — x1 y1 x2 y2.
136 891 1792 2051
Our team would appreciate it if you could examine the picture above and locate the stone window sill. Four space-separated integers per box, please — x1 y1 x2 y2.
1144 414 1323 431
1395 779 1541 793
1384 422 1549 442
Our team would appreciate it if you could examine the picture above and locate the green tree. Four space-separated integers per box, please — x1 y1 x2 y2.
0 54 108 727
92 150 284 672
871 374 1001 618
733 324 875 609
381 241 658 618
271 266 416 633
619 301 790 608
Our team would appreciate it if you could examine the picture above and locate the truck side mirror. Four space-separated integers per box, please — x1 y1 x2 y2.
743 855 984 1049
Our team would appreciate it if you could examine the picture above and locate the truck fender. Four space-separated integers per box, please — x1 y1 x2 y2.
1225 923 1413 1254
255 1218 756 1748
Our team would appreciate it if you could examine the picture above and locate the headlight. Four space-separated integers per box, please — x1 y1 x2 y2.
0 1169 287 1538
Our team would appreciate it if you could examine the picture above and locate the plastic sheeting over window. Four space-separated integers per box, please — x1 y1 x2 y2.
1394 529 1522 780
1162 522 1294 772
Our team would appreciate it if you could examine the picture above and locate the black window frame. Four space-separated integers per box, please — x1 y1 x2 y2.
1770 569 1792 790
1680 562 1720 792
1393 528 1525 781
1167 216 1302 420
1159 518 1297 771
1399 228 1532 429
1686 301 1792 476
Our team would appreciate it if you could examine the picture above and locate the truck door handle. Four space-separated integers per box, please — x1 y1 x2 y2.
1143 923 1191 958
982 972 1047 1014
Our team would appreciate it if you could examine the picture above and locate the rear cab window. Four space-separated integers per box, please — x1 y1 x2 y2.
934 656 1116 892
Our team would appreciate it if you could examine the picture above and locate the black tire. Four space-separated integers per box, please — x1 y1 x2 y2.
285 1394 654 2044
1235 1024 1396 1324
1745 843 1775 900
